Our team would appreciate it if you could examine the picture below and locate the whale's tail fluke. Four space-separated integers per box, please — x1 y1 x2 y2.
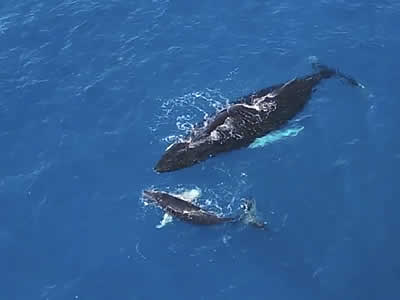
237 198 267 229
312 62 365 89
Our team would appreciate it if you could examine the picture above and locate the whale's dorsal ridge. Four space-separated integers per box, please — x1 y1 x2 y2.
154 65 363 173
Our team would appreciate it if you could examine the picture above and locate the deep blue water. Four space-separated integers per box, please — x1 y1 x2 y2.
1 1 400 299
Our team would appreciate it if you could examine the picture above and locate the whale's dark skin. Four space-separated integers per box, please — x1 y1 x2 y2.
142 190 265 228
154 64 363 173
143 190 235 225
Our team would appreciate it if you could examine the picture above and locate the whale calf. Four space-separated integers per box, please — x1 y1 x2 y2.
142 189 265 228
154 64 363 173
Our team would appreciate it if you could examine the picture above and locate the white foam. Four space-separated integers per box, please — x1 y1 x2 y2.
210 130 220 141
177 188 201 202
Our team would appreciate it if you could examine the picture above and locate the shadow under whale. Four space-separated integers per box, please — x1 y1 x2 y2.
154 64 364 173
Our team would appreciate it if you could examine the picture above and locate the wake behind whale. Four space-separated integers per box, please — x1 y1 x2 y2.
154 64 364 173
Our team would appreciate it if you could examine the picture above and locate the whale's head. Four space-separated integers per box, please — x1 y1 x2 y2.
142 190 166 206
142 190 160 203
154 141 201 173
142 190 176 211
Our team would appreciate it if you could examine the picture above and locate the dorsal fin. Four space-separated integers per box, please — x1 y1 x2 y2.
266 78 297 98
191 109 229 142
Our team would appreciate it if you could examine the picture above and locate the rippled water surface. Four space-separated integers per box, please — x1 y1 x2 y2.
1 1 399 299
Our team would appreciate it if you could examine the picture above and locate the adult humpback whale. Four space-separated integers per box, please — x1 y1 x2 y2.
142 190 265 228
154 64 363 173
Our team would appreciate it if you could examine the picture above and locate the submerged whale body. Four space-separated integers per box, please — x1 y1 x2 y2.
154 64 363 173
142 189 265 228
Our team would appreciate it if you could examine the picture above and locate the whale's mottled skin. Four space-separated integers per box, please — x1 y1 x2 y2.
143 190 235 225
142 190 265 228
154 64 363 173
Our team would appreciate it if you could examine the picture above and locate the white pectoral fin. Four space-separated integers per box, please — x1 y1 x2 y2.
249 126 304 149
156 213 173 229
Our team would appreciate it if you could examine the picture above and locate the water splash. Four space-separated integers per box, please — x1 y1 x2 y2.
177 188 201 202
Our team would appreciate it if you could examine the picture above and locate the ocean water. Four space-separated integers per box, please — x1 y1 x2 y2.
1 1 400 299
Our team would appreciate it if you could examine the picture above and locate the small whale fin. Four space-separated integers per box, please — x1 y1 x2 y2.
312 62 365 89
337 70 365 89
238 198 267 229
